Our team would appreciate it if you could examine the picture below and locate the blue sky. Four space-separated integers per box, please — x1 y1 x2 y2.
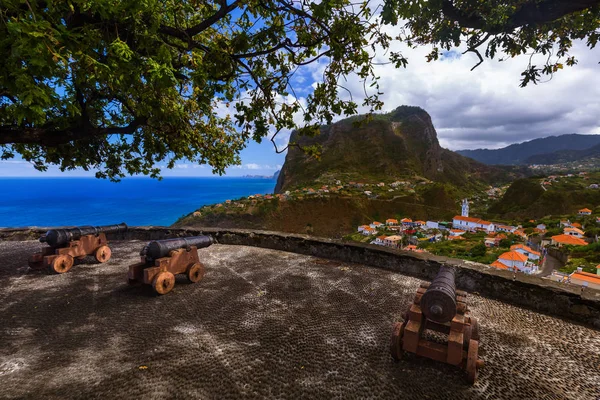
0 138 285 177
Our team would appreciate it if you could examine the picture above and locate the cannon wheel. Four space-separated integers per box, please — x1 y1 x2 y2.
186 262 205 283
28 253 44 269
49 255 74 274
94 245 112 263
153 271 175 295
470 318 480 341
466 339 479 384
390 320 407 361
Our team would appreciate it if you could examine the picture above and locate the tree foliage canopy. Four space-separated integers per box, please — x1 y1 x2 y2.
1 0 386 179
2 0 600 179
382 0 600 86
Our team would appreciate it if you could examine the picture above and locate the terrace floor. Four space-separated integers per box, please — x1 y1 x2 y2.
0 240 599 399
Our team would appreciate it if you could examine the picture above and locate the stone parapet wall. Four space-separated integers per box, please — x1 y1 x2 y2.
2 226 599 328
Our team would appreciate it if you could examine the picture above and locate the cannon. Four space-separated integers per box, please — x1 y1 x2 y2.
389 266 484 384
128 236 214 295
28 223 128 274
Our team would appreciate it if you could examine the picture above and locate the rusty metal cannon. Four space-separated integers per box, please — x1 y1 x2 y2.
390 265 484 384
28 223 128 274
128 236 214 295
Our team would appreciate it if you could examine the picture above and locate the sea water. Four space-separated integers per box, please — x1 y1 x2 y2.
0 177 275 227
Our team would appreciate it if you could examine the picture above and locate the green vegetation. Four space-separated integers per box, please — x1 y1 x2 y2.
488 172 600 219
559 243 600 274
0 0 388 179
417 232 523 265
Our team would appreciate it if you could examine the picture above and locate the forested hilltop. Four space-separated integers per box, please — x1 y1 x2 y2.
176 106 526 237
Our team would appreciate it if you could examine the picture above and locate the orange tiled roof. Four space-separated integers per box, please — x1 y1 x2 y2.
579 208 592 213
498 251 528 263
453 215 493 226
491 260 511 270
401 218 412 223
377 235 387 240
571 222 582 228
450 229 465 233
386 219 398 223
404 245 418 251
551 234 587 246
372 221 382 225
570 271 600 285
448 236 465 240
510 244 541 257
415 220 426 224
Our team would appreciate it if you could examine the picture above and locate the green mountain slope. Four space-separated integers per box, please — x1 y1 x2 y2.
275 106 514 193
488 174 600 219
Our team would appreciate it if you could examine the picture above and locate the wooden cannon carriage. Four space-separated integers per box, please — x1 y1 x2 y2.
390 265 484 384
28 223 127 274
128 236 213 295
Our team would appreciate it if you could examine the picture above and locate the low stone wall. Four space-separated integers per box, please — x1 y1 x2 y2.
2 226 599 328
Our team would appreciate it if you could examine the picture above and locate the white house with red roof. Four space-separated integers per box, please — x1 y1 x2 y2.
569 266 600 290
578 208 592 216
374 235 387 245
510 244 541 261
491 251 537 274
496 224 517 233
385 219 398 226
564 227 585 238
360 226 376 236
452 215 495 233
370 221 383 229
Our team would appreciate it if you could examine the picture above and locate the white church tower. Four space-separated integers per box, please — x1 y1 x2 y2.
461 199 469 217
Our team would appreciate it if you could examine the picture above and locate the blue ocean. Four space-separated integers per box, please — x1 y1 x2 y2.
0 177 276 228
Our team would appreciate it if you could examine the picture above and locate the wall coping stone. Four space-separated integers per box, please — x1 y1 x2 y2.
1 226 599 328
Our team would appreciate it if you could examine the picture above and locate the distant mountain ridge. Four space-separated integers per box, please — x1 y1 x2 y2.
525 143 600 165
457 134 600 165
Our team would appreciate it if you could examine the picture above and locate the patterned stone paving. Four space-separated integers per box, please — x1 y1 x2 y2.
0 240 599 399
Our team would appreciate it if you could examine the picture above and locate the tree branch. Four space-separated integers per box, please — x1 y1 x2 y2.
442 0 600 32
0 117 147 146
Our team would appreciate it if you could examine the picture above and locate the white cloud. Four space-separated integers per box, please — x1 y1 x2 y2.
315 22 600 150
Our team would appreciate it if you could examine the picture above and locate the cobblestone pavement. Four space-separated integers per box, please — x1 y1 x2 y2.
0 240 599 399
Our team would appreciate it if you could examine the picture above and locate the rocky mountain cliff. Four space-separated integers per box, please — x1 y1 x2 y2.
275 106 511 193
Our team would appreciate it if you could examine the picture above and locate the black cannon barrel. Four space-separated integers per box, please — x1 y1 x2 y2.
142 236 214 260
40 223 128 247
420 265 457 323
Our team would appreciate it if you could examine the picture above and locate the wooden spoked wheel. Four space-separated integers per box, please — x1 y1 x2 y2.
49 255 74 274
466 339 480 384
186 262 205 283
153 271 175 295
94 245 112 263
390 321 407 361
27 253 44 269
470 318 480 341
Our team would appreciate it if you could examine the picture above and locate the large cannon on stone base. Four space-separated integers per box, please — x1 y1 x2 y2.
128 236 214 295
390 265 484 384
28 223 127 274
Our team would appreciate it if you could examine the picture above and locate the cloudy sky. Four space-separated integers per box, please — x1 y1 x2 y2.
2 18 599 177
